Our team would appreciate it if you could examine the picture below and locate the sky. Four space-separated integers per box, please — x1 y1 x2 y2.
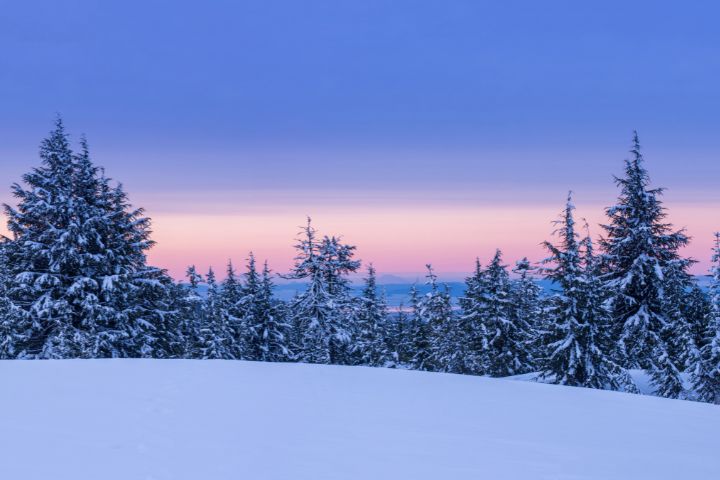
1 0 719 279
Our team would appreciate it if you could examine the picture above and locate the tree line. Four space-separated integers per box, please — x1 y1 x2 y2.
1 120 719 405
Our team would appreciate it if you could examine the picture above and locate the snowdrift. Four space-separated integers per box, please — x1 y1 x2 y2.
1 360 718 480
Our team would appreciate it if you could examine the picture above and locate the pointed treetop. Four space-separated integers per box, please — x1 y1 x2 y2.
226 259 236 277
489 248 505 268
632 130 641 154
425 264 438 290
366 263 377 282
205 266 216 285
474 257 482 276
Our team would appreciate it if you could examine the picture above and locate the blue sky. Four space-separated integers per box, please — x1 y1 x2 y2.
1 1 719 276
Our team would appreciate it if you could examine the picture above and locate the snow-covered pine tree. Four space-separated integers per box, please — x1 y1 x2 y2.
691 233 720 404
282 218 360 364
197 267 235 359
239 253 262 360
220 260 245 359
100 176 180 359
599 133 693 397
352 264 391 367
241 254 291 362
509 257 541 371
458 258 489 375
257 261 291 362
480 250 529 377
408 283 432 371
2 119 174 358
415 265 455 372
177 265 204 358
319 234 361 365
539 193 635 391
3 119 83 358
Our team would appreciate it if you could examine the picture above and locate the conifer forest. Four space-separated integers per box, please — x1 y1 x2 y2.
2 120 719 405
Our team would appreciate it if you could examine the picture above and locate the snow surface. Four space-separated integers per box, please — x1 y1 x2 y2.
1 360 718 480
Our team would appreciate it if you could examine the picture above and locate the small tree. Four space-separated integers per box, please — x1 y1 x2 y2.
197 267 235 359
177 265 204 357
282 218 360 364
242 256 291 362
415 265 454 372
353 264 391 367
221 260 245 359
458 259 489 375
480 250 528 377
509 257 541 371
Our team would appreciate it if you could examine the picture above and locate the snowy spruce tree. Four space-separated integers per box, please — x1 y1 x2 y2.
197 267 235 359
2 119 175 358
600 133 693 397
691 233 720 404
238 253 262 360
458 259 490 375
178 265 204 357
479 250 529 377
412 265 454 372
352 264 391 367
283 218 360 364
241 254 290 362
220 260 246 359
509 257 541 370
407 283 432 371
539 194 635 391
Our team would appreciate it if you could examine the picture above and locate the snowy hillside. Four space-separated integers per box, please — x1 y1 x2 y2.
1 360 718 480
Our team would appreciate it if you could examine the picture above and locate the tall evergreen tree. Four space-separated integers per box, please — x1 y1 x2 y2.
540 194 635 390
600 133 692 394
2 119 172 358
691 233 720 404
